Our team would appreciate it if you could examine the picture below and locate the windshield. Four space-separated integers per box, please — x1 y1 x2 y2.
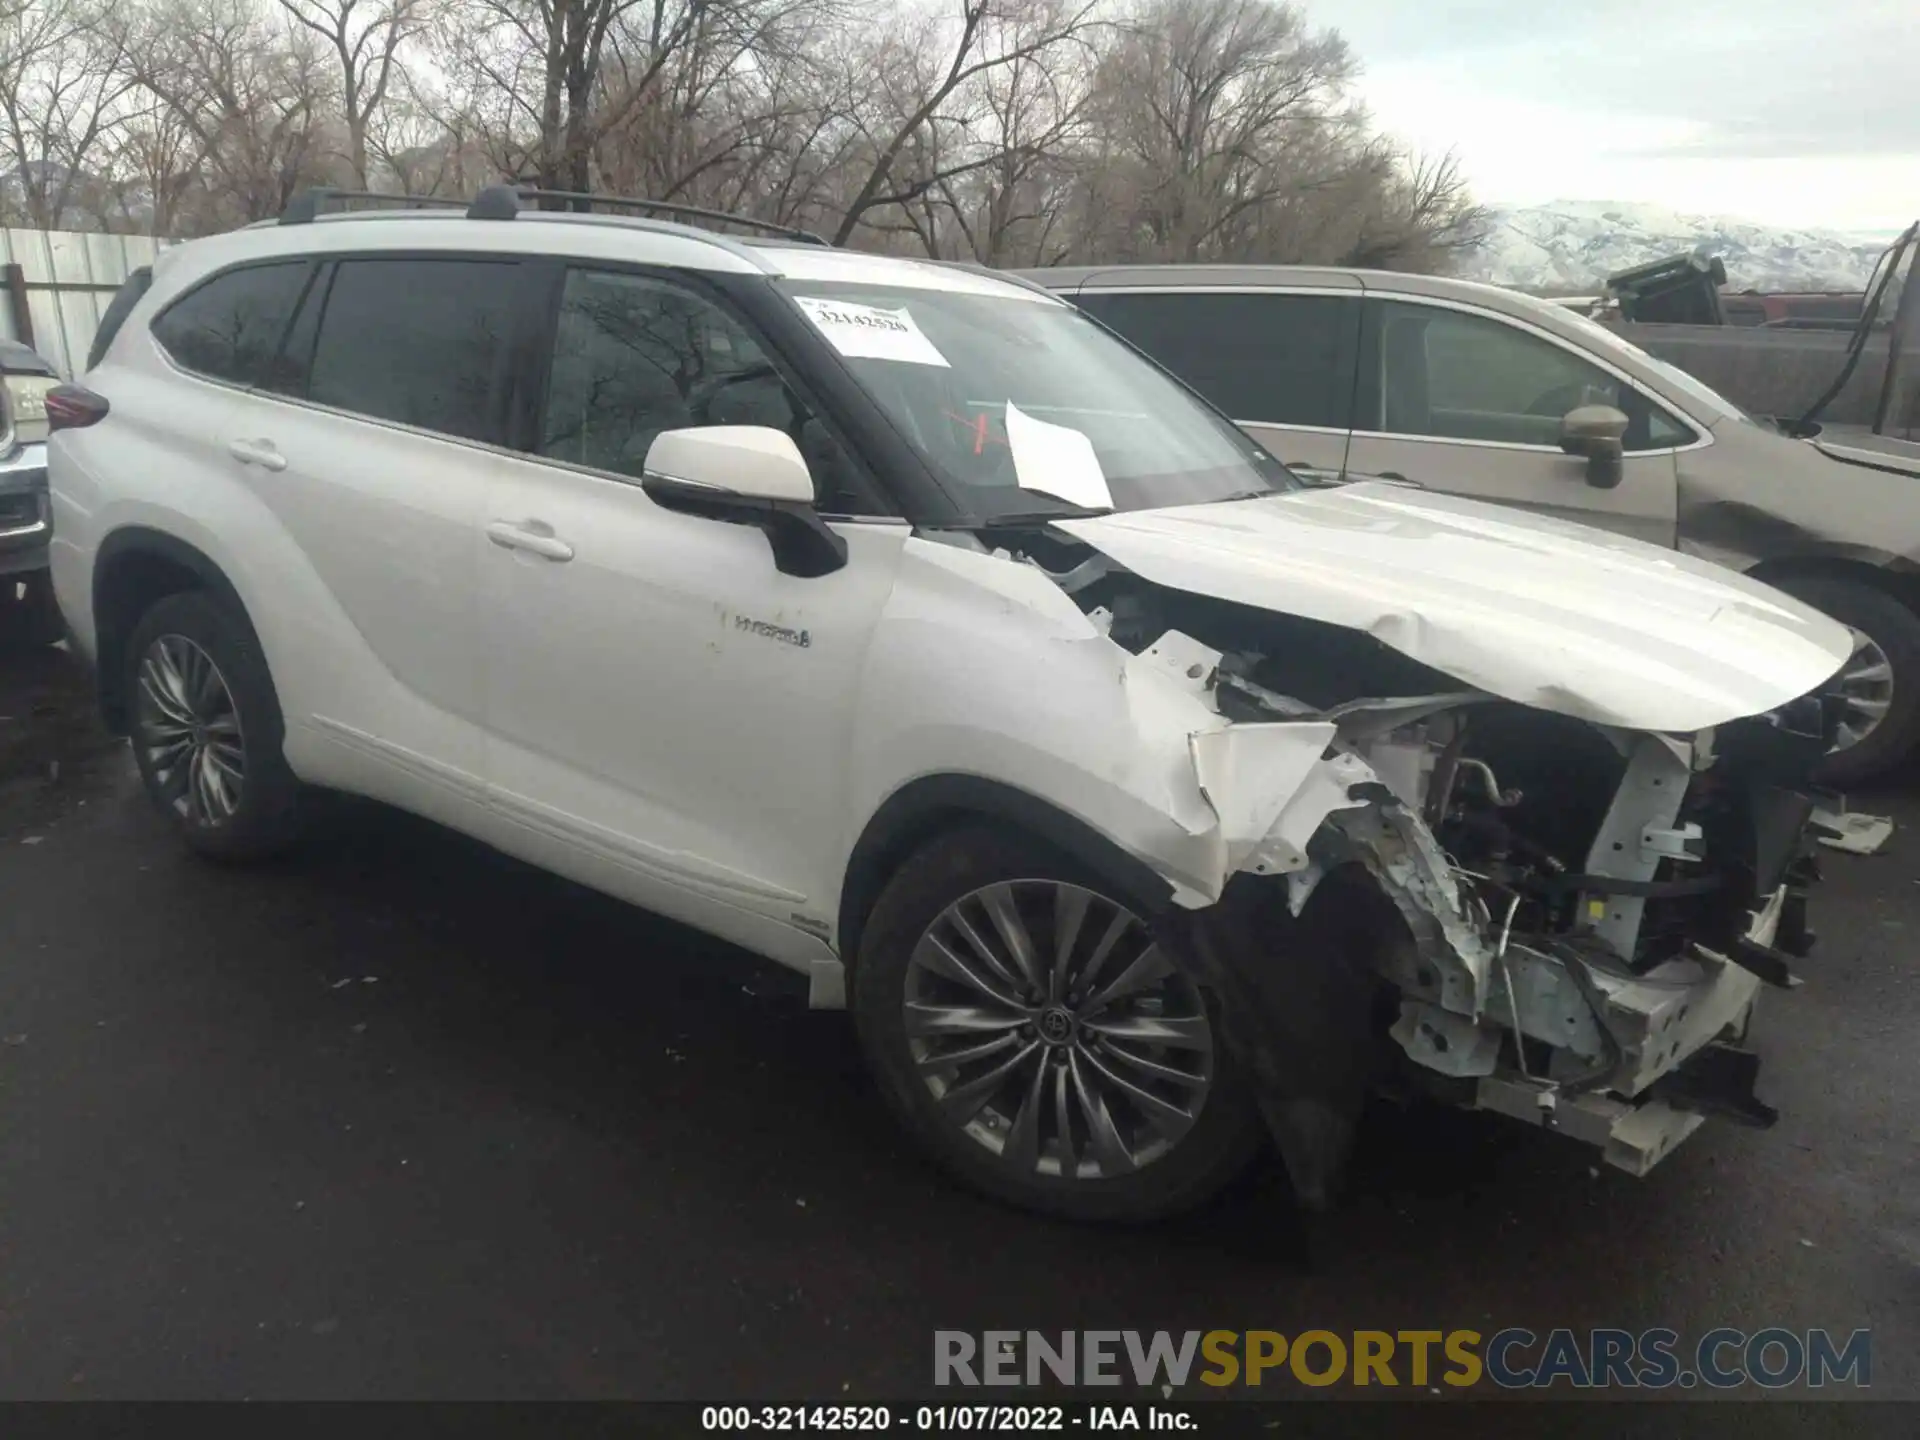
776 279 1292 518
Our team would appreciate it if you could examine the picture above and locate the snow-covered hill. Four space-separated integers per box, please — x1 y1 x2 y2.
1462 200 1895 293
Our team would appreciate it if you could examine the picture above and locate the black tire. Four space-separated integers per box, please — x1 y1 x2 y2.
124 590 305 861
1777 577 1920 787
852 825 1265 1223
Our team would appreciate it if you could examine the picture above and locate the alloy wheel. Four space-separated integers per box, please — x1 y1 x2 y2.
903 880 1214 1181
1833 626 1895 752
135 633 247 824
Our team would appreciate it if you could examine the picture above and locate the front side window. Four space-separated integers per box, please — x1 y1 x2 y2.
538 268 875 512
1076 291 1361 430
776 280 1292 519
306 258 518 444
1370 301 1693 453
1556 304 1751 425
150 262 308 388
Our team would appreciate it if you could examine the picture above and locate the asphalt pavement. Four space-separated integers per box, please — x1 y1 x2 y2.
1 634 1915 1405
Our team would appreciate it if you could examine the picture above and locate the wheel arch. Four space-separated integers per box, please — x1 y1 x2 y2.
93 527 255 734
1744 551 1920 615
836 774 1177 968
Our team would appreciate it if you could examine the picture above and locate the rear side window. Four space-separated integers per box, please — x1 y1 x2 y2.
150 263 307 385
1076 291 1361 429
306 258 517 445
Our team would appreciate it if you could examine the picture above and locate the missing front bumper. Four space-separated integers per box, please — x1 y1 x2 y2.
1478 1038 1776 1177
1476 1076 1709 1177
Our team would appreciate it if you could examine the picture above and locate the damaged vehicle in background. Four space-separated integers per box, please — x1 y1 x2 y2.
50 190 1853 1221
1018 264 1920 786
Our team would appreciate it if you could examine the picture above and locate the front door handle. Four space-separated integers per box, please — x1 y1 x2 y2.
486 520 575 562
227 438 287 472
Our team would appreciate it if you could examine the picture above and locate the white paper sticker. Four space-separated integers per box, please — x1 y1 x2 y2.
1004 402 1113 511
793 297 950 368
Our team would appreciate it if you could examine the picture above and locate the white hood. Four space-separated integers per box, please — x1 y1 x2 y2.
1058 483 1852 733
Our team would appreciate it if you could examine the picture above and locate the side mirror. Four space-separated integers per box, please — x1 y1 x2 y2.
1559 405 1629 490
640 425 847 578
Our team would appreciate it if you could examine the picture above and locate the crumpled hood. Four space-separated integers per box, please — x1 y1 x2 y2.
1058 482 1852 732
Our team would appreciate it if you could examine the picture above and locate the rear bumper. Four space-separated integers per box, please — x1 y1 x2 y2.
0 440 49 576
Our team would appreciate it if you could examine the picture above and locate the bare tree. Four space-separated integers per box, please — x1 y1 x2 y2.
1084 0 1359 261
119 0 340 230
0 0 1490 277
827 0 1103 246
444 0 736 195
90 91 198 232
276 0 428 186
0 0 138 227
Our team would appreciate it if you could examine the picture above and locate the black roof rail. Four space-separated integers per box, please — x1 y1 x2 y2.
279 187 470 225
465 184 831 246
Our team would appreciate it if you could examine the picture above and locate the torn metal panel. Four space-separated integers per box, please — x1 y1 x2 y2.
1328 799 1494 1012
1188 722 1340 872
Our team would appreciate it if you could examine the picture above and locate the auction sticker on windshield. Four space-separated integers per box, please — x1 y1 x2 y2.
794 296 950 367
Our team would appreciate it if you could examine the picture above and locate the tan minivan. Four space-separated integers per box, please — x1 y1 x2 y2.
1016 264 1920 784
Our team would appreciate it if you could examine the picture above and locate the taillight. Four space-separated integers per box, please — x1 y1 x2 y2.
45 384 110 432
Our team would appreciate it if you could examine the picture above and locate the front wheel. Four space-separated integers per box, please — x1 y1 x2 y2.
1777 578 1920 787
852 826 1265 1222
124 590 305 861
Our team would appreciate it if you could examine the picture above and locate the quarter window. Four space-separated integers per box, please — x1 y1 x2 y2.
150 263 309 388
1075 291 1362 430
306 258 518 444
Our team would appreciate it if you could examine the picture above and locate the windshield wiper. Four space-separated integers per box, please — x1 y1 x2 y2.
972 505 1115 527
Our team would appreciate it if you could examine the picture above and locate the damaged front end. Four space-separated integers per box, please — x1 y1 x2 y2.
1023 538 1841 1208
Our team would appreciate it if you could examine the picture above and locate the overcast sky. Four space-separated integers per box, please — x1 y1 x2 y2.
1332 0 1918 232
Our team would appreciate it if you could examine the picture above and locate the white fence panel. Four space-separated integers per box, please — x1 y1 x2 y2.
0 228 178 378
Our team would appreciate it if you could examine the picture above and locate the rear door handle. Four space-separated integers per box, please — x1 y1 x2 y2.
486 520 574 562
227 438 287 472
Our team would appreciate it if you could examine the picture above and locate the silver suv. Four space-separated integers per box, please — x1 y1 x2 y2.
1018 264 1920 784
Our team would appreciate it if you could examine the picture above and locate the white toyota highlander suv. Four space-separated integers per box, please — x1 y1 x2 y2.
46 186 1853 1222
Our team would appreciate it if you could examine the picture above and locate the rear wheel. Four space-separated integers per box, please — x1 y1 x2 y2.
1778 578 1920 787
124 591 305 861
853 826 1265 1222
